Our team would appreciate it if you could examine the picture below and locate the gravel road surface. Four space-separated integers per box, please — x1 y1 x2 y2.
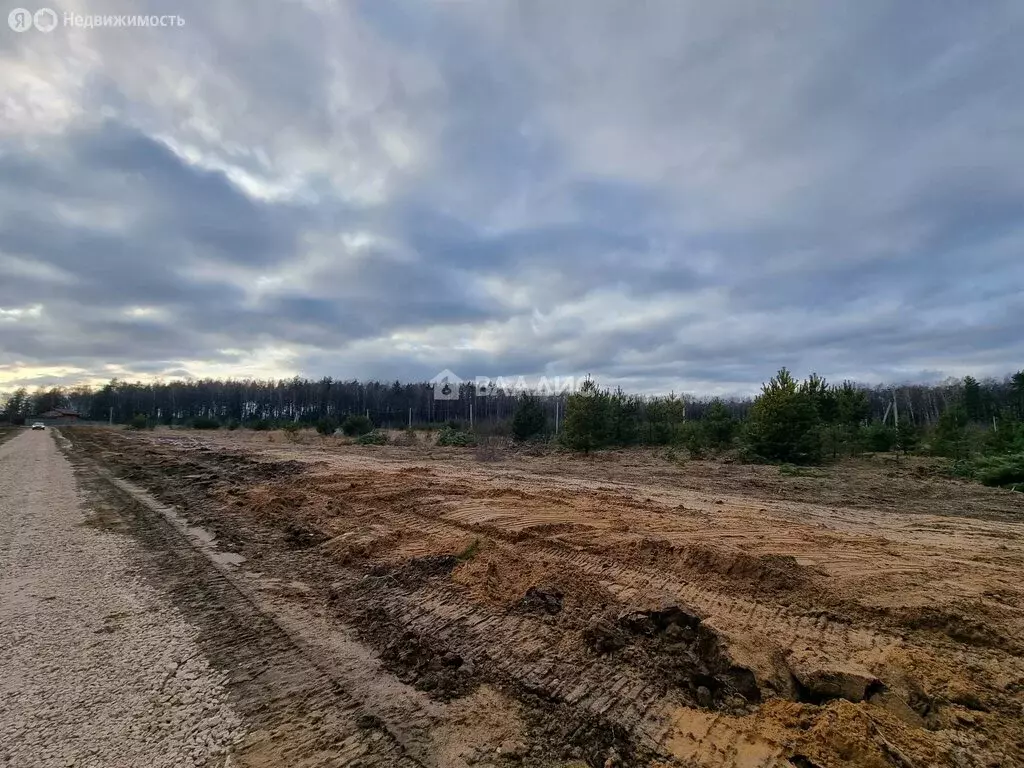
0 429 244 768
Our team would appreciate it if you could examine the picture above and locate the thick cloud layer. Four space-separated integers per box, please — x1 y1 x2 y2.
2 0 1022 396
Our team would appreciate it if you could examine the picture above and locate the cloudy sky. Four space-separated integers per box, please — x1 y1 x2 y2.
1 0 1022 397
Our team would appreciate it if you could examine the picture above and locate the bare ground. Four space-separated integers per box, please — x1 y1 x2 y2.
0 429 242 768
48 427 1024 767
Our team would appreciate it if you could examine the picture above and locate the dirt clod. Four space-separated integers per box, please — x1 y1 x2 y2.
522 585 564 614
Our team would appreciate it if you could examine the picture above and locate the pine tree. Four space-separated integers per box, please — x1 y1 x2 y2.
933 404 970 460
862 422 897 452
561 377 609 453
608 388 640 445
985 409 1019 453
1011 371 1024 421
834 382 870 426
963 376 983 422
823 382 869 457
802 373 834 421
341 414 373 436
746 369 822 464
511 395 547 441
703 399 736 449
895 420 919 455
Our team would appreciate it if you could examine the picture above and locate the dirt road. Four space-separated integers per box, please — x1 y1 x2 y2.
0 429 242 767
4 426 1024 767
2 428 445 768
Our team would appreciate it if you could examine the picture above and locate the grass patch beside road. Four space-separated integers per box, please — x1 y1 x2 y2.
0 426 22 447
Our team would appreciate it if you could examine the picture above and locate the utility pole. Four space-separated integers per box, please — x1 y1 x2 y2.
408 407 412 429
109 407 113 426
554 399 559 434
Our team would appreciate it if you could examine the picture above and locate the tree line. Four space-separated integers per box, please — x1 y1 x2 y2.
3 367 1022 486
553 368 1023 488
2 370 1022 435
1 378 527 427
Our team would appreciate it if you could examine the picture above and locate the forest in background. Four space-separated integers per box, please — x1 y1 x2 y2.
1 370 1022 431
2 369 1023 487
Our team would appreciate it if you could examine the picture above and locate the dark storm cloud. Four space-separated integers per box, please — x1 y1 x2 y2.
1 125 308 268
1 0 1023 394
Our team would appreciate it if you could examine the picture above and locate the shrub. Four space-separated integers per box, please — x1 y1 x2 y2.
316 417 338 436
341 414 373 436
678 421 708 458
128 414 149 430
392 428 419 446
686 438 707 459
248 419 271 431
862 423 897 453
226 419 240 431
356 430 387 445
437 426 475 446
984 415 1023 454
511 395 547 441
474 435 504 461
779 463 817 477
969 453 1024 489
192 416 220 430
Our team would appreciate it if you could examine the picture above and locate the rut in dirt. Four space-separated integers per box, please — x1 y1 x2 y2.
63 429 778 765
64 443 429 768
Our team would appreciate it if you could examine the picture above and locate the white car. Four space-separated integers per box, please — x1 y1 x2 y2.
31 423 45 430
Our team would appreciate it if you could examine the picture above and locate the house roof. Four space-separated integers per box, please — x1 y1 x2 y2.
40 408 81 417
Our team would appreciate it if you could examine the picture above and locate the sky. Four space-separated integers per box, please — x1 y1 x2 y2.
1 0 1022 397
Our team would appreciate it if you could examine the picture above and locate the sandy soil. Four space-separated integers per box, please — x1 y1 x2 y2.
57 427 1024 768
